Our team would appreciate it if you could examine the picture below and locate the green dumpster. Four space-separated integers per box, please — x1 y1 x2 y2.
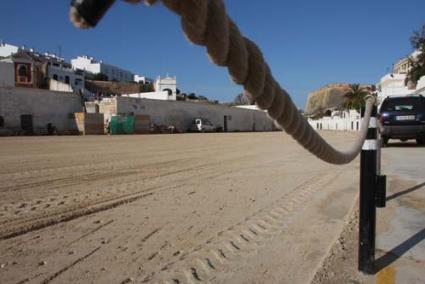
110 115 135 134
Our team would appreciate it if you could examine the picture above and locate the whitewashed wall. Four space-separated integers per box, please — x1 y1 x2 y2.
122 91 170 100
99 97 275 132
49 79 73 92
0 87 82 134
0 62 14 87
48 66 84 92
308 109 361 131
0 43 19 57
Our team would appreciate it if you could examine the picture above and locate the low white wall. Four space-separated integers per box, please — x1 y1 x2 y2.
0 87 83 134
416 75 425 90
0 62 14 88
100 97 275 132
308 110 361 131
123 91 171 101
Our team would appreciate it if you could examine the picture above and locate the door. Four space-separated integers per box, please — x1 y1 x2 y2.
223 116 228 132
20 114 33 133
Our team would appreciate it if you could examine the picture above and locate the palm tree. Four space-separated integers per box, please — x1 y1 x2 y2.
406 24 425 88
343 84 370 111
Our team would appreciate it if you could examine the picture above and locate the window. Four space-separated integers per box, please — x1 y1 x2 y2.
381 97 423 112
395 105 414 111
65 76 70 84
0 116 4 128
15 63 32 83
75 78 82 85
18 65 28 76
53 74 58 80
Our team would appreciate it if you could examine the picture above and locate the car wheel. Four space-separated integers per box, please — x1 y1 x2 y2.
417 137 425 145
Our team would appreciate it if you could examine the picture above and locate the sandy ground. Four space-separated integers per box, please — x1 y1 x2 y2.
0 132 361 283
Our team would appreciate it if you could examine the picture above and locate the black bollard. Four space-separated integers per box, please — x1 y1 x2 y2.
358 105 378 274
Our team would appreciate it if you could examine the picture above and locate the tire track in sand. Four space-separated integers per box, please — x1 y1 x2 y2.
141 172 341 283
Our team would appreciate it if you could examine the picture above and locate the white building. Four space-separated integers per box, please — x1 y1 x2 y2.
0 49 84 93
376 73 412 104
134 75 153 84
122 75 178 101
393 50 421 74
0 42 19 58
43 53 84 92
376 50 423 104
413 76 425 96
71 55 133 82
154 75 177 100
48 64 84 93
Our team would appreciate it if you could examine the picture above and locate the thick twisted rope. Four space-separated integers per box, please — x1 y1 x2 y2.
70 0 376 165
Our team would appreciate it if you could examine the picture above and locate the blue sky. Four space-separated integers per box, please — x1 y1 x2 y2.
1 0 424 108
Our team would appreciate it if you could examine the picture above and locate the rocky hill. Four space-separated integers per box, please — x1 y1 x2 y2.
304 83 374 115
304 84 351 115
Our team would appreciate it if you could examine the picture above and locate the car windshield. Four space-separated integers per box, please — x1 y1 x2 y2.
381 97 424 112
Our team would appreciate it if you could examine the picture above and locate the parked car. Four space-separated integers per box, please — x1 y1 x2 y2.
188 118 216 132
379 95 425 146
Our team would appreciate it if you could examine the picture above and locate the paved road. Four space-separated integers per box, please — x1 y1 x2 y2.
375 141 425 284
0 132 361 283
310 139 425 284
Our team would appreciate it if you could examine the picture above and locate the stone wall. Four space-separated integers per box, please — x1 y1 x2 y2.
0 87 83 135
99 97 275 132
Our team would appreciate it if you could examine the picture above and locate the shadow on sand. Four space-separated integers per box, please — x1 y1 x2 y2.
374 228 425 273
374 180 425 272
386 181 425 201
